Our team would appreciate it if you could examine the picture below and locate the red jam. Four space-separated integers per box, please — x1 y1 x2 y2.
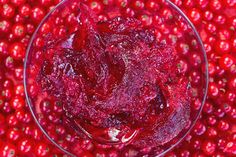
37 4 190 148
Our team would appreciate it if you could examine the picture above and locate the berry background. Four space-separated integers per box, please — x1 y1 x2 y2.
0 0 236 156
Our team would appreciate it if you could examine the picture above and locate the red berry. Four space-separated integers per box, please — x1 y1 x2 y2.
208 83 219 98
18 139 32 154
210 0 222 12
15 110 25 122
203 102 214 114
218 120 230 131
188 8 202 24
88 0 102 14
4 57 14 69
217 29 231 40
2 87 13 100
31 7 45 23
12 23 26 38
22 112 32 124
131 0 145 10
34 143 50 157
26 23 35 35
204 10 214 21
0 20 11 33
219 54 235 70
40 22 51 34
202 141 216 155
206 23 217 34
2 102 12 113
22 126 32 136
3 79 13 89
214 108 225 118
7 127 21 141
40 99 53 114
223 142 236 155
1 4 15 18
48 112 61 124
206 127 218 138
7 114 18 126
193 122 206 136
207 115 217 126
14 84 24 97
189 53 202 67
161 8 173 21
215 40 231 54
14 67 23 80
177 59 188 74
53 25 67 38
139 14 153 26
189 70 201 85
214 14 226 25
0 143 16 157
124 7 135 17
19 4 31 18
217 138 227 150
10 96 24 110
31 127 43 140
9 42 25 60
145 0 160 11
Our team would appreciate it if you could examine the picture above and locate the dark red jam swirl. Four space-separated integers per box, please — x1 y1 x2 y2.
37 4 190 147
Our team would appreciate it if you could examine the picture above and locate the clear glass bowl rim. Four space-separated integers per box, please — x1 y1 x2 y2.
23 0 209 156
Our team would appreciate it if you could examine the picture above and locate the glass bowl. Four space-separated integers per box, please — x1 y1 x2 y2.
24 0 208 156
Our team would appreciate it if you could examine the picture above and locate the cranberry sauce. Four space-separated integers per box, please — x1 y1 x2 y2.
35 4 191 146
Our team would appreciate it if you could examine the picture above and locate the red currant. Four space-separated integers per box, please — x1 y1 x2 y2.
215 40 231 54
31 7 45 23
0 20 11 34
202 141 216 155
188 8 202 24
1 4 15 18
219 54 235 71
9 42 25 60
19 4 31 17
0 143 16 157
34 143 50 157
18 139 32 154
11 23 26 38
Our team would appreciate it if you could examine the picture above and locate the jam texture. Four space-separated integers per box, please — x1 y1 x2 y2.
37 4 190 147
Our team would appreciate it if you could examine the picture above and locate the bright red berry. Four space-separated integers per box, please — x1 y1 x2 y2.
9 42 25 60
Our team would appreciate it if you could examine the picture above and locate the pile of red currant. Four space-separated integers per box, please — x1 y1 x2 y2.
0 0 236 156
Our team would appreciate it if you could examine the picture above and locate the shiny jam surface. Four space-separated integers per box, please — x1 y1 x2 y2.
35 4 190 147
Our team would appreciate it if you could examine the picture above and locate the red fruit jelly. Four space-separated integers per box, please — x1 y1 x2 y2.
36 4 190 148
